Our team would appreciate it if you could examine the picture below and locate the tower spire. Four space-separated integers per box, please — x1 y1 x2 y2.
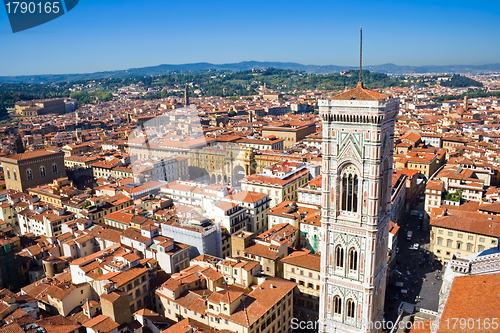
358 27 363 88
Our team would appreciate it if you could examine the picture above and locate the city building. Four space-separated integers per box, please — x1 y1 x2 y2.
231 227 293 277
159 214 222 258
429 206 500 263
267 201 321 254
1 150 66 192
223 190 270 235
240 161 313 206
297 175 322 207
281 252 321 322
155 264 296 333
18 202 76 237
261 122 316 149
236 136 284 151
424 180 445 216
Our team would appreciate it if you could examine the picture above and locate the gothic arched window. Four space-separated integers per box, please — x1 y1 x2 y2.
13 170 17 181
333 295 342 315
348 248 358 272
346 299 356 319
40 166 46 177
335 245 344 268
52 163 58 175
341 165 359 212
6 169 10 179
26 169 33 181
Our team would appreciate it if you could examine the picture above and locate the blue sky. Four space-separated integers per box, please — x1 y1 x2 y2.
0 0 499 76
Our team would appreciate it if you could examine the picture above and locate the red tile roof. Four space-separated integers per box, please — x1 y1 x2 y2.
331 84 389 101
438 273 500 333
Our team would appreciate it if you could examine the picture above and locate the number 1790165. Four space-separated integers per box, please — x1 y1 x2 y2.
5 2 61 14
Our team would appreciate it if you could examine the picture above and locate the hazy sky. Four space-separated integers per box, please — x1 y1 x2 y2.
0 0 499 76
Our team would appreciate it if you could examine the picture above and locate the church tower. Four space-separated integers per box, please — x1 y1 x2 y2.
317 29 399 333
184 84 190 106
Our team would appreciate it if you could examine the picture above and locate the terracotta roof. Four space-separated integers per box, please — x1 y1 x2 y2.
430 209 500 237
426 180 445 192
330 84 389 101
1 150 62 162
0 323 26 333
281 252 320 271
438 273 500 333
224 191 268 203
83 315 119 333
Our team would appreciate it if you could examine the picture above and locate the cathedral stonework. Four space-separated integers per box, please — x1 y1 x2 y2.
318 83 399 333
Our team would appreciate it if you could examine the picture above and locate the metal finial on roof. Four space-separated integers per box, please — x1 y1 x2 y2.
358 27 363 88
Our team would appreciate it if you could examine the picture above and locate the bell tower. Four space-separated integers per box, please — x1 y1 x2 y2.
317 28 399 333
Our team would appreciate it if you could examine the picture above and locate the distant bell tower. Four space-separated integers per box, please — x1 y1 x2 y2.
317 28 399 333
184 85 190 106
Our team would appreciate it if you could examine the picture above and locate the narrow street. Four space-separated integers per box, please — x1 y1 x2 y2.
384 200 443 325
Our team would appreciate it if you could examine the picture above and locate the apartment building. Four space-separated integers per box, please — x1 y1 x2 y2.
223 190 270 235
156 264 296 333
67 194 133 225
159 213 222 258
1 150 66 192
70 245 152 313
27 177 83 207
297 175 322 207
430 207 500 263
267 201 321 253
425 180 445 215
281 252 321 321
241 161 312 206
261 122 316 149
160 180 228 208
18 203 76 237
231 227 292 277
211 202 247 234
405 151 440 179
21 280 93 317
190 254 261 288
131 157 189 182
236 137 284 151
436 166 485 202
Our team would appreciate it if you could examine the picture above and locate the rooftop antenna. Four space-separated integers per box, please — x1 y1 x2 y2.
358 27 363 88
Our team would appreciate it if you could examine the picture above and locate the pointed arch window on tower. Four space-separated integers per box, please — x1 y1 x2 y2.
335 245 344 269
333 295 342 316
346 299 356 319
341 166 359 212
348 248 358 272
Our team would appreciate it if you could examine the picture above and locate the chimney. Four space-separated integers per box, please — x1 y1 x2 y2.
86 298 91 319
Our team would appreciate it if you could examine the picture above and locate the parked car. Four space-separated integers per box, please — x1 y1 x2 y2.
410 243 419 250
